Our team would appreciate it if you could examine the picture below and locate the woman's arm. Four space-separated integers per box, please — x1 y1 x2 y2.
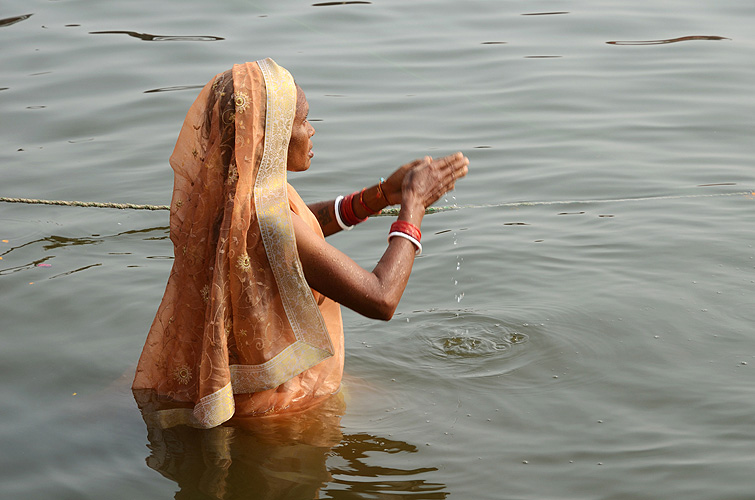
307 158 425 237
295 153 468 320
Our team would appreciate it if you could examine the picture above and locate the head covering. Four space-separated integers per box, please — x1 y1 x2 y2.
132 59 339 428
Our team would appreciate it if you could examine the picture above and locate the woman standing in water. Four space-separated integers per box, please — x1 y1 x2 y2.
132 58 468 428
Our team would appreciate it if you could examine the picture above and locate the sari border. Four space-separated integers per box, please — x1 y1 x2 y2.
250 57 334 386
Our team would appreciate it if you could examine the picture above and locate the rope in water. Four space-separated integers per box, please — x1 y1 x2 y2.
0 196 448 216
0 197 169 211
1 191 752 215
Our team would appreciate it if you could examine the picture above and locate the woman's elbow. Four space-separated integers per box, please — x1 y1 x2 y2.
363 296 399 321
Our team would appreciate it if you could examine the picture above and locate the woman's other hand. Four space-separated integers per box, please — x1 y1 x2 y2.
401 152 469 210
381 157 429 205
382 153 468 206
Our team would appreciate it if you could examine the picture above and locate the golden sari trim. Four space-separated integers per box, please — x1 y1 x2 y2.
193 382 235 428
250 57 334 388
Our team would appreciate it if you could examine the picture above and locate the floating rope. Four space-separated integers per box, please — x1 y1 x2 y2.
0 196 451 216
1 191 752 216
0 197 169 211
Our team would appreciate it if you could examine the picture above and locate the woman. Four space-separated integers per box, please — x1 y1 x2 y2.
132 58 468 428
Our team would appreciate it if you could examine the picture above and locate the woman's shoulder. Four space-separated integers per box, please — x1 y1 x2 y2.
287 183 323 237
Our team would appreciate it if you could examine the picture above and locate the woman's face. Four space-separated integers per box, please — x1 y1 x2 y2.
287 86 315 172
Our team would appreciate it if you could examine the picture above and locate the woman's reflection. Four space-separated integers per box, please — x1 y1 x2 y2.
134 390 447 499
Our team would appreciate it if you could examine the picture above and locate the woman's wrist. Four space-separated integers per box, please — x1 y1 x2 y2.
397 195 425 226
351 182 390 220
388 220 422 255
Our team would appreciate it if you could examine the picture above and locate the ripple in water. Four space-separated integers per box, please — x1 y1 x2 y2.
434 324 527 359
379 305 620 393
606 35 730 45
89 31 224 42
400 311 532 379
0 13 32 28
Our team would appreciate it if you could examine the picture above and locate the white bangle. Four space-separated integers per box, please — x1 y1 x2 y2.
388 231 422 256
334 195 353 231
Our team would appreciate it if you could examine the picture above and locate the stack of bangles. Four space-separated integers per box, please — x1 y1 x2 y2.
334 186 383 230
388 220 422 255
334 186 422 255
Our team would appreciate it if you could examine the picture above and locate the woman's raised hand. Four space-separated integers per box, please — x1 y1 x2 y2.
380 157 428 206
401 152 469 210
382 153 469 207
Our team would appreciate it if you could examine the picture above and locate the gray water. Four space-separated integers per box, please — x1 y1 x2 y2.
2 1 754 499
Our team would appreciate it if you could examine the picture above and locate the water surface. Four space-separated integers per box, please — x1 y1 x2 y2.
2 0 754 498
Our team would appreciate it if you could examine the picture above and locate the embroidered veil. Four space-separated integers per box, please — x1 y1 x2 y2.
132 59 342 428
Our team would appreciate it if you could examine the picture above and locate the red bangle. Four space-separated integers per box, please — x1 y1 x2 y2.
376 180 386 200
341 191 368 227
390 221 421 242
358 188 382 215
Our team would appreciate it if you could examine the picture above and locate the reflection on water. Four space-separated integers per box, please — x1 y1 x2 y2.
89 31 225 42
0 13 32 28
607 35 730 45
312 1 372 6
521 11 569 16
134 390 447 499
144 85 206 94
327 434 447 499
48 262 102 279
0 226 168 276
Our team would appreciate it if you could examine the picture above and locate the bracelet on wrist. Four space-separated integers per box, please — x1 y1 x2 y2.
358 188 382 215
388 221 422 255
334 195 353 231
376 178 386 201
341 191 368 227
390 220 421 241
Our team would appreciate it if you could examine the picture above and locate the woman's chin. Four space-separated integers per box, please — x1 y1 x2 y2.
287 162 311 172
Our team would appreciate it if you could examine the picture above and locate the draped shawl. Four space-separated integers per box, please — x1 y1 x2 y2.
132 59 341 428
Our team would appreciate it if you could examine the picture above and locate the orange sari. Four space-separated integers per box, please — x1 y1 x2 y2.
132 59 344 428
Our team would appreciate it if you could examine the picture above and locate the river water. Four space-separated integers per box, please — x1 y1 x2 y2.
2 1 754 499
